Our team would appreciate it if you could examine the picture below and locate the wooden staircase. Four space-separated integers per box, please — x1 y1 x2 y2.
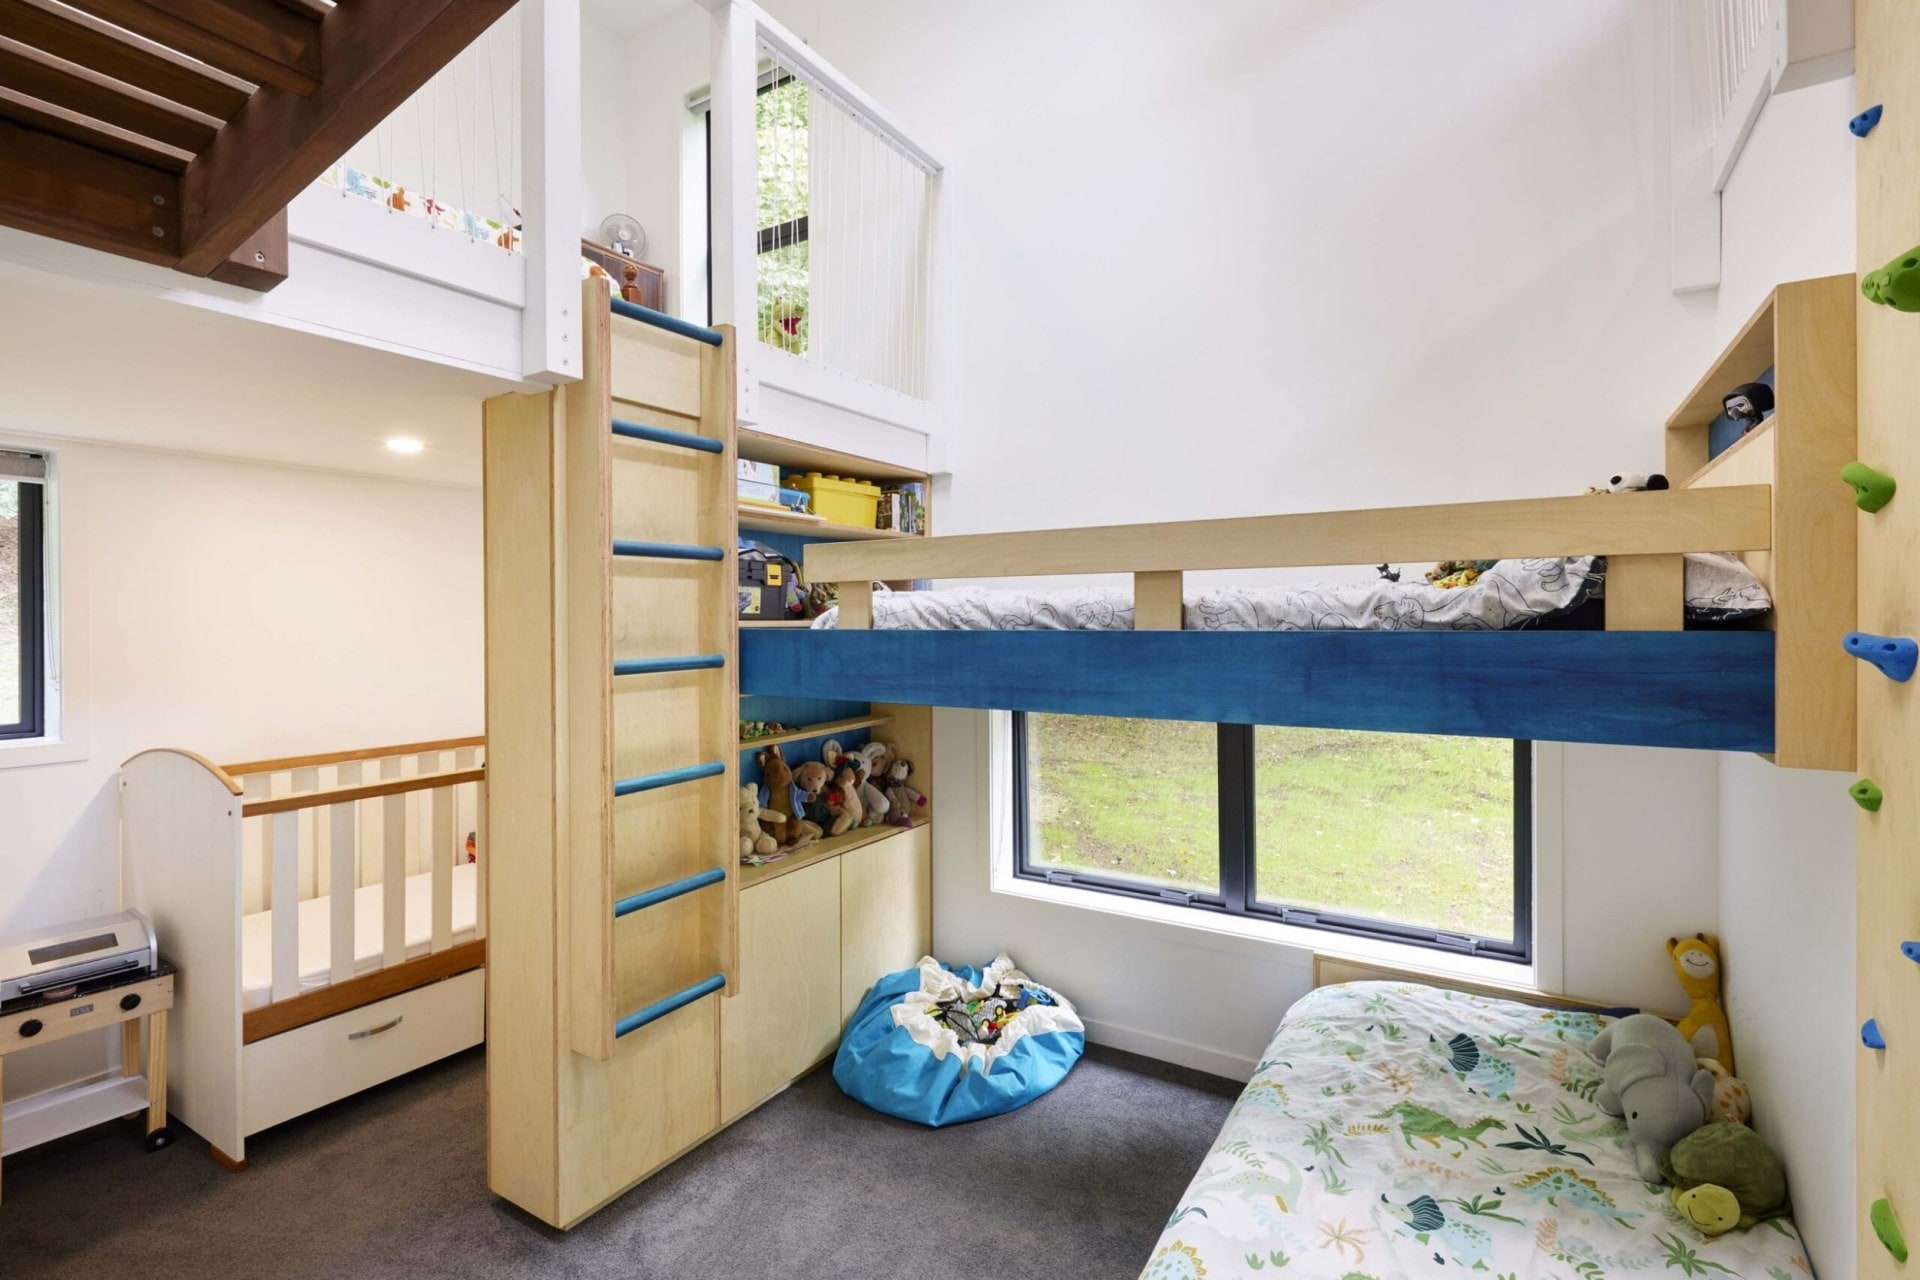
0 0 518 290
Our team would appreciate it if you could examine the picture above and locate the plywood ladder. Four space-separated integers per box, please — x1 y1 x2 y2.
483 278 740 1228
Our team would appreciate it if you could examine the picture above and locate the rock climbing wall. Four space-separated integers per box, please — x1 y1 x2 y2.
1856 2 1920 1271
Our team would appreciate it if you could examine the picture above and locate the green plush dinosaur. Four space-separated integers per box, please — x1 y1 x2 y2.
1372 1100 1507 1151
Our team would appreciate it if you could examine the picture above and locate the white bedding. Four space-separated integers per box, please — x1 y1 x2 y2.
240 862 479 1011
810 554 1770 631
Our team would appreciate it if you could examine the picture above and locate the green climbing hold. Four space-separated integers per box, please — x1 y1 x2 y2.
1874 1197 1909 1263
1843 462 1898 513
1853 778 1885 812
1863 246 1920 312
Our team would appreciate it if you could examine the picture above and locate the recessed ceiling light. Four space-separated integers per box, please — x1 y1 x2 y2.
385 437 425 455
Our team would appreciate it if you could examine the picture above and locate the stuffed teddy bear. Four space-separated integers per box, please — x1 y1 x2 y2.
739 785 777 860
880 755 928 826
791 759 841 834
1668 933 1735 1073
755 745 821 851
828 764 864 834
820 739 890 826
1588 1013 1716 1184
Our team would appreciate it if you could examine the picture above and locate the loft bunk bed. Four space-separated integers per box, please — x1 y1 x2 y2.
0 0 518 290
743 275 1858 770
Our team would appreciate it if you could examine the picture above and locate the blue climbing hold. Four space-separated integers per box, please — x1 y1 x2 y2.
1845 632 1919 682
1852 104 1885 138
1904 942 1920 964
1865 1017 1887 1050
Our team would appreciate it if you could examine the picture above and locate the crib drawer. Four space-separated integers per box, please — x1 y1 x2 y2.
243 968 484 1135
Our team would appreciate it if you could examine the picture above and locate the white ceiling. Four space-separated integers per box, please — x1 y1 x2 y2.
0 261 516 487
582 0 694 37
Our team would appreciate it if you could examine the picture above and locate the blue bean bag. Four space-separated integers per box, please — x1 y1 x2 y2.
834 953 1085 1127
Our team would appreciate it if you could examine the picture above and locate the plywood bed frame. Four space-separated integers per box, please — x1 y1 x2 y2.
121 737 487 1168
742 274 1856 769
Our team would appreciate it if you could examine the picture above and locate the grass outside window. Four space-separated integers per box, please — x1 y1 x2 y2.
1015 713 1528 961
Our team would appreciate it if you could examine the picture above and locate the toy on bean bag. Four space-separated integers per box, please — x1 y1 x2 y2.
755 745 821 851
1425 560 1497 589
1668 932 1735 1072
739 785 778 862
1587 1013 1716 1184
1663 1122 1790 1236
834 953 1085 1126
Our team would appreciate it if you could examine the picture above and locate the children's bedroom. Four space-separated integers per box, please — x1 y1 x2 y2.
0 0 1906 1276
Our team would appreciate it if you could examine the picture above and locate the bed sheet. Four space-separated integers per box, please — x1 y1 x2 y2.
1141 981 1811 1279
810 555 1769 631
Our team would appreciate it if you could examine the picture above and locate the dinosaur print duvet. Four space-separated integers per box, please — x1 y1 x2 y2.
1141 982 1811 1280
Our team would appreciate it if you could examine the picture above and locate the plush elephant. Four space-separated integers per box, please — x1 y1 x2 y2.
1587 1013 1715 1184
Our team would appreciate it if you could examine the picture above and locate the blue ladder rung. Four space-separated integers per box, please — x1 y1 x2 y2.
613 760 724 798
612 418 723 454
613 540 725 562
609 296 724 347
614 867 727 919
614 653 726 677
615 973 727 1038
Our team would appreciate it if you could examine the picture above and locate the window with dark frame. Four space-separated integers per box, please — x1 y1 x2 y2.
0 450 47 742
1012 713 1532 963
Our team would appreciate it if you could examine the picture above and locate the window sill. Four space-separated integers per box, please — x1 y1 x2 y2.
0 733 88 770
990 869 1539 993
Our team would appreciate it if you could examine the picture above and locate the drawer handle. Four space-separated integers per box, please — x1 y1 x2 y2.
348 1016 404 1041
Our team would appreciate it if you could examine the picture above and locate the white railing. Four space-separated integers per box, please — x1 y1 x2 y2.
274 0 579 384
753 38 935 401
1669 0 1852 293
708 0 943 430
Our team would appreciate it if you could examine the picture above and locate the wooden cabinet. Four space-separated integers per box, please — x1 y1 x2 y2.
718 822 931 1123
719 858 842 1123
839 823 931 1022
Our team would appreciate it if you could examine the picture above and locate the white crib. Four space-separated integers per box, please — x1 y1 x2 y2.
121 738 486 1168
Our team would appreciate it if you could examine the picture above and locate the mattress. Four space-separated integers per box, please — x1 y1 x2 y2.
810 554 1770 631
240 862 479 1011
1140 981 1809 1279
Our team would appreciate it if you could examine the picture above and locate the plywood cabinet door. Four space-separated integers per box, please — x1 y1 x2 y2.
719 859 841 1123
839 824 932 1024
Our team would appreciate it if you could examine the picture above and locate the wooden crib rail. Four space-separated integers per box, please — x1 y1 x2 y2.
806 485 1774 631
222 735 486 778
240 767 487 818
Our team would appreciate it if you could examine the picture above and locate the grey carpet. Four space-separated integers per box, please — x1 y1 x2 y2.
0 1043 1238 1279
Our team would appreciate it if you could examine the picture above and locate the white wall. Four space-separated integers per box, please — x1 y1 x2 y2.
1711 74 1860 1280
0 439 481 1099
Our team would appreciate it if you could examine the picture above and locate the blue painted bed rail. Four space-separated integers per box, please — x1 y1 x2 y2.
739 629 1776 753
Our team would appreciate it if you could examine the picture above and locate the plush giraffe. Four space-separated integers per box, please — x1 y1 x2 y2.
1668 932 1735 1074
